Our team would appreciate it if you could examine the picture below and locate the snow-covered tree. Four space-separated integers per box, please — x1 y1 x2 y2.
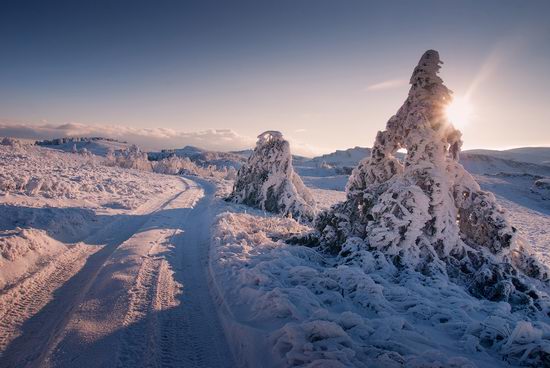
1 137 23 149
110 145 152 171
316 50 549 308
229 131 317 222
152 155 183 175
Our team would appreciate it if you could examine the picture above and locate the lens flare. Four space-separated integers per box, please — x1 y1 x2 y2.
446 96 473 129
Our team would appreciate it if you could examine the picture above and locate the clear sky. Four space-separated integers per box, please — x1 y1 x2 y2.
1 0 549 155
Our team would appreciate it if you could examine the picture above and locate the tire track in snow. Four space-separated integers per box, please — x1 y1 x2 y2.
115 178 235 368
154 178 235 368
0 183 187 368
0 244 96 354
1 178 235 367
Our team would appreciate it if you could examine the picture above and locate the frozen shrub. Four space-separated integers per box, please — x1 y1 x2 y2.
1 137 23 149
316 50 549 310
152 155 184 175
229 131 317 222
107 144 152 171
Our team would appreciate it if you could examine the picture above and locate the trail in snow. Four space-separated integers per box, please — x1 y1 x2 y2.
0 177 235 368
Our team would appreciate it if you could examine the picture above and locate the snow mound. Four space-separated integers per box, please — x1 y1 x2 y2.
0 228 67 289
228 131 317 222
315 51 549 315
533 178 550 200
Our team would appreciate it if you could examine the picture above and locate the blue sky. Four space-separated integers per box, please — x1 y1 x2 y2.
1 0 549 155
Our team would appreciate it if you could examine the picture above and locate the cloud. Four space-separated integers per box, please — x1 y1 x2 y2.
0 121 329 157
365 79 408 91
0 121 256 152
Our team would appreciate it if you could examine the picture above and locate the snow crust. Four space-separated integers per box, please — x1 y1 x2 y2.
0 145 174 209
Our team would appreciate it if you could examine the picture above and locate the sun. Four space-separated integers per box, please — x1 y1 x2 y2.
445 96 473 129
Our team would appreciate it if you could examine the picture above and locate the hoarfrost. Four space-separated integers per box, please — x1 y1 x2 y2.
229 131 317 222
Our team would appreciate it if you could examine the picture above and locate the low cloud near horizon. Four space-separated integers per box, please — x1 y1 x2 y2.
0 121 324 157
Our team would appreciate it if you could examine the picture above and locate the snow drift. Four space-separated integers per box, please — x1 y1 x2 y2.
229 131 317 222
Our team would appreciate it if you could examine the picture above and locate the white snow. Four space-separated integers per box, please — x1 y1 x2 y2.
229 131 317 222
210 191 550 367
2 52 550 368
208 50 550 368
0 144 237 367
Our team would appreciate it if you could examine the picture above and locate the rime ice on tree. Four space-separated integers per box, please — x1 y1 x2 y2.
229 131 316 222
316 50 548 306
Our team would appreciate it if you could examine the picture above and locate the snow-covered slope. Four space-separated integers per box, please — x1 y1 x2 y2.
466 147 550 166
35 137 133 156
0 143 183 290
149 145 246 169
306 146 371 167
461 153 550 176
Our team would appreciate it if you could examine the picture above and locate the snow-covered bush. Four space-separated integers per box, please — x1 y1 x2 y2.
105 144 152 171
1 137 23 149
228 131 317 222
315 50 549 314
151 154 238 181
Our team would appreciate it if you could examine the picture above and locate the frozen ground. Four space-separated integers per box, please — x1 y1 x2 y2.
0 144 234 367
2 141 550 368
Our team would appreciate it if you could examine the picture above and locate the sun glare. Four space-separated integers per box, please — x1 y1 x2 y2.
445 96 473 129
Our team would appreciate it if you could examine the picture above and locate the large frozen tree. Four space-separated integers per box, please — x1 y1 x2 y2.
316 50 549 308
229 131 316 222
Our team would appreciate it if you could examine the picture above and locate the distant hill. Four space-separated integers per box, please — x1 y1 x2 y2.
460 153 550 177
464 147 550 166
307 146 371 167
149 145 246 169
35 137 132 156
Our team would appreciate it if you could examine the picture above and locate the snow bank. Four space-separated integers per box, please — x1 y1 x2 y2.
0 228 67 289
211 211 550 367
229 131 317 222
533 178 550 200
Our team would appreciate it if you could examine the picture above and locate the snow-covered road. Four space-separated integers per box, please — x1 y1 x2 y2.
0 177 235 368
